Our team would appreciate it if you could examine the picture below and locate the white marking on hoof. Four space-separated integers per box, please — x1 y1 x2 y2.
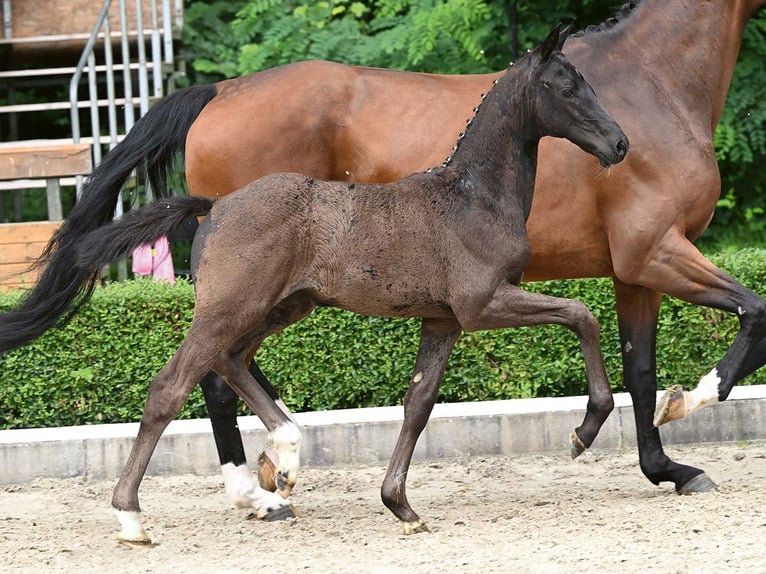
220 462 294 516
268 422 301 493
686 368 721 414
221 463 260 509
115 510 150 544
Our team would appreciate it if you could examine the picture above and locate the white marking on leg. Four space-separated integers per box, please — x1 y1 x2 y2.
115 509 149 542
413 371 423 383
624 341 632 353
221 462 292 516
686 368 721 413
268 422 301 489
275 399 297 424
221 463 259 509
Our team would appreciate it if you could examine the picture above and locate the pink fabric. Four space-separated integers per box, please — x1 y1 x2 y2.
131 236 175 285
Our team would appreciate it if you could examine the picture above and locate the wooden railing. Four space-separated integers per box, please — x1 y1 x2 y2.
0 142 92 290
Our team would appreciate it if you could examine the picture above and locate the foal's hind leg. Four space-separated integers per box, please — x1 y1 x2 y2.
201 361 296 508
211 351 299 522
112 324 240 544
380 318 461 534
460 283 614 454
213 293 316 500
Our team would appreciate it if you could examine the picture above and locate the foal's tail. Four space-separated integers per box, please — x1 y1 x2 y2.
76 196 214 272
0 84 218 354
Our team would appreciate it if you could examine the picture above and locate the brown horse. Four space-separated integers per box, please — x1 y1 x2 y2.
0 0 763 506
72 27 625 542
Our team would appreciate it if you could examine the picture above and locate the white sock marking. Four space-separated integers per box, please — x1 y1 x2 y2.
686 368 721 413
115 509 148 542
268 422 301 485
221 463 258 509
221 462 292 515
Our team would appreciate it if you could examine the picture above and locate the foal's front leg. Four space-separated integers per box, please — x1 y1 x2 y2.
460 282 614 454
380 318 462 534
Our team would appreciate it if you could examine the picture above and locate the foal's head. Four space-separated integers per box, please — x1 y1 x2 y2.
530 25 629 167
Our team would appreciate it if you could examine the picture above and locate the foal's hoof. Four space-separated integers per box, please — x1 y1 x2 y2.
402 519 430 535
117 534 153 548
261 504 298 522
569 430 588 459
677 473 718 495
115 510 152 547
256 448 279 492
654 384 687 427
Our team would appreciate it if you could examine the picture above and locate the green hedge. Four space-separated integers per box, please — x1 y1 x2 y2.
2 248 765 429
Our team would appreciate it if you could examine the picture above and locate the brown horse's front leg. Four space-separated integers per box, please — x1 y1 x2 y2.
381 319 461 534
459 283 614 454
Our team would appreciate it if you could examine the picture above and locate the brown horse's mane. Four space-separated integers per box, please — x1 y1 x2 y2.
572 1 640 38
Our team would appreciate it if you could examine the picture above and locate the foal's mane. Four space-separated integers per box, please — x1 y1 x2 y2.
572 1 640 38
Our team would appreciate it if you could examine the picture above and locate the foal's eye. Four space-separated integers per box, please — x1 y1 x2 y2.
562 87 574 98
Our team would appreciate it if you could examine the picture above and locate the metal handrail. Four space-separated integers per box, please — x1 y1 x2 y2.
69 0 113 156
69 0 170 176
69 0 174 279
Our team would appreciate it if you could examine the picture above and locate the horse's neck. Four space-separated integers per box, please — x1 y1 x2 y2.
578 0 757 129
448 68 540 217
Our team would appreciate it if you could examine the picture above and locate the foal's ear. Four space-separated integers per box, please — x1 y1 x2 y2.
557 23 572 51
540 23 563 62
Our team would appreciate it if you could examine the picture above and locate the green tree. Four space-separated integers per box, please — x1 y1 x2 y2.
706 14 766 248
182 0 766 247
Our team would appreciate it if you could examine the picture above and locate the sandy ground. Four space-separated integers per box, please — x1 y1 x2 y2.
1 441 765 574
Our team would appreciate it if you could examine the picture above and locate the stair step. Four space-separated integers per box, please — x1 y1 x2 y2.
0 31 161 46
0 96 159 114
0 142 92 181
0 62 158 80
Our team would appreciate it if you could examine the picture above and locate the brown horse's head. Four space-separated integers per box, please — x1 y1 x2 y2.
533 25 629 167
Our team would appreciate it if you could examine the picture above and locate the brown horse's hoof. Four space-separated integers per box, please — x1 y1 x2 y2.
569 430 588 459
402 519 430 535
677 473 718 495
261 504 298 522
654 384 687 427
256 448 279 492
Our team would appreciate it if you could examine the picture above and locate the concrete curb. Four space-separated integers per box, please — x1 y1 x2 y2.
2 385 766 484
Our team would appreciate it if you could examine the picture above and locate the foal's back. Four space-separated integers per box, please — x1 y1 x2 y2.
196 169 482 319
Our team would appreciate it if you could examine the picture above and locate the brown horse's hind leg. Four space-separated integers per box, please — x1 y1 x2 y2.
381 318 461 534
460 283 614 454
111 327 223 545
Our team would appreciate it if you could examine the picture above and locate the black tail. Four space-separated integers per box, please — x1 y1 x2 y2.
76 196 214 271
0 84 218 354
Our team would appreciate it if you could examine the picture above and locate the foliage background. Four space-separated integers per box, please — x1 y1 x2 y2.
2 249 765 429
182 0 766 249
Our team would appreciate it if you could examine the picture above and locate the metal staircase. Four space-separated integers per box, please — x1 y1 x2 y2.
0 0 184 288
